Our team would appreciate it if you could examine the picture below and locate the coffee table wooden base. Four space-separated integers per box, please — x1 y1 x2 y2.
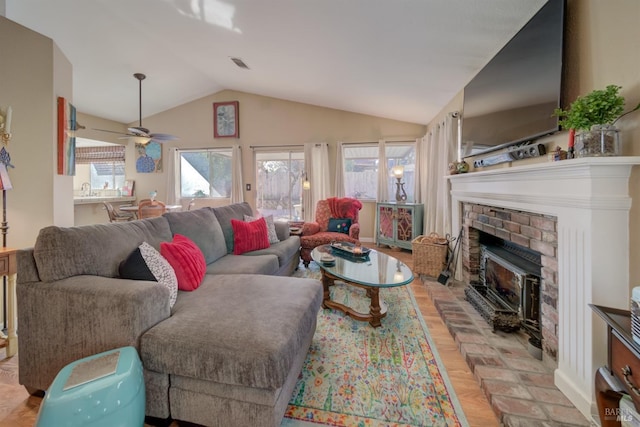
320 269 387 328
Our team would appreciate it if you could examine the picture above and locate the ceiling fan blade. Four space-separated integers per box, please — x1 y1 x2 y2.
93 128 128 136
127 126 151 137
149 133 179 141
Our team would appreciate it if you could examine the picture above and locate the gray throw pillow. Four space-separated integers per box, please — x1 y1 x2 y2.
244 214 280 244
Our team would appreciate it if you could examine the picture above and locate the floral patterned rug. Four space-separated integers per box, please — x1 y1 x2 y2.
283 264 468 427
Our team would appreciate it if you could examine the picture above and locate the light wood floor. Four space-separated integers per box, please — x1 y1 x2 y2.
0 245 499 427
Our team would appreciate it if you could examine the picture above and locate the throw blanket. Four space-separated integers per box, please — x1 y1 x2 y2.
327 197 362 219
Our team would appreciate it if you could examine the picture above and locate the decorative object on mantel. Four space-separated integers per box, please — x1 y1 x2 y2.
554 85 640 157
550 146 567 161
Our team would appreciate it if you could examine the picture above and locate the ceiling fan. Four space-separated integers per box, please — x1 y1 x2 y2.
95 73 178 145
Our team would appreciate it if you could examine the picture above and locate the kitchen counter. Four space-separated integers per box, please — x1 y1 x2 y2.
74 196 136 205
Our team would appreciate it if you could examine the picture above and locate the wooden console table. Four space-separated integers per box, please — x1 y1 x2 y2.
0 248 17 357
591 304 640 426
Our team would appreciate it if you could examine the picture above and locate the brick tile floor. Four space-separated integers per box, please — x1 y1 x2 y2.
419 276 595 427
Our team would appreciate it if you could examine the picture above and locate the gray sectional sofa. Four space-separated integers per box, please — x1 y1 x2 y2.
16 202 323 427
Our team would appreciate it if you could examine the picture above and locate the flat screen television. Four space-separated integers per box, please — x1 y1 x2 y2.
461 0 566 158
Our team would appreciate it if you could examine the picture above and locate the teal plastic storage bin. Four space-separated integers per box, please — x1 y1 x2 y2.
35 346 145 427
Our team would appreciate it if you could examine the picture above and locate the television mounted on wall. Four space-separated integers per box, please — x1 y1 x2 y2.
461 0 566 159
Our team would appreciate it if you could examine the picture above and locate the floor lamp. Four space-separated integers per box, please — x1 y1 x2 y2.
0 106 13 334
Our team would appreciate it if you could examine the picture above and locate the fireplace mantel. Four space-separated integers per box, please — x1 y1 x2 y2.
447 157 640 420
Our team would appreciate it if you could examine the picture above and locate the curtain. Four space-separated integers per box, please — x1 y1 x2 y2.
165 147 179 205
303 142 330 221
414 137 424 206
376 139 388 202
334 141 345 197
75 145 125 164
231 144 244 203
423 114 456 238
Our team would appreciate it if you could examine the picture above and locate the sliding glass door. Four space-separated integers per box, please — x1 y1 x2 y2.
255 150 304 221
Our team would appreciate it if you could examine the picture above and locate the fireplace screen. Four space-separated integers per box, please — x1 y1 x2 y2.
480 245 541 329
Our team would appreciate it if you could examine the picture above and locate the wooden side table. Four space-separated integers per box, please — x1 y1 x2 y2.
591 304 640 426
0 248 17 357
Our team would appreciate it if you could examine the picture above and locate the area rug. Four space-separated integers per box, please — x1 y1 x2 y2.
282 264 469 427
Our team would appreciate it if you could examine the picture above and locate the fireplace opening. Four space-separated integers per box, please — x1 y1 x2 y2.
464 232 542 349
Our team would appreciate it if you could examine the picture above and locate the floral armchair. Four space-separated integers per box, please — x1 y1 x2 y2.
300 197 363 267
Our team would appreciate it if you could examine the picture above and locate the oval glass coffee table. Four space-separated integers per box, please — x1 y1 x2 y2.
311 244 413 327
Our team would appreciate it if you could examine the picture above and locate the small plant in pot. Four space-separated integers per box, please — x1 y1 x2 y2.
554 85 639 157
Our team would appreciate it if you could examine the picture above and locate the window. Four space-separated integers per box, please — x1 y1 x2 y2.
179 149 232 198
342 143 416 202
255 150 304 221
74 141 126 194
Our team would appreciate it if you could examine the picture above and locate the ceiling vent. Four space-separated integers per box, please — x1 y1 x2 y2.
230 57 250 69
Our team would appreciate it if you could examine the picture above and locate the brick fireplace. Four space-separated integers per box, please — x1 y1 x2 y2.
447 157 640 420
461 203 559 363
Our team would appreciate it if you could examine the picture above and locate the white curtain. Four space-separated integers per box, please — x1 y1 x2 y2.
334 141 345 197
304 142 330 221
376 139 388 202
413 137 424 206
165 147 179 205
231 144 244 203
423 114 457 238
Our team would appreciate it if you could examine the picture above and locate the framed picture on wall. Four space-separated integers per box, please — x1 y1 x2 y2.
213 101 239 138
122 180 135 197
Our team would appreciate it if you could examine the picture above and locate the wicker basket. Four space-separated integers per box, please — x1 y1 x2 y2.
412 233 449 277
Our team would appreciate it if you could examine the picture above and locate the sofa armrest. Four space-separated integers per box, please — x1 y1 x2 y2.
17 275 170 391
302 222 321 236
349 223 360 240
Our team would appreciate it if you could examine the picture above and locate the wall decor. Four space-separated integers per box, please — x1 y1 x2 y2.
57 97 76 175
213 101 239 138
135 141 162 173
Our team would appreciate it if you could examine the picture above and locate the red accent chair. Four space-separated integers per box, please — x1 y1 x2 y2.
300 197 362 267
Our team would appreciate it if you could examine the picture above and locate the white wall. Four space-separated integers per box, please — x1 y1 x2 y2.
0 16 73 249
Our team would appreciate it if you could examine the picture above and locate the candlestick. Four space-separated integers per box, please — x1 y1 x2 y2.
5 107 11 135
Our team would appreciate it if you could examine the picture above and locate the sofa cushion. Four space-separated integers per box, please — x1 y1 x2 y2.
140 274 323 389
163 208 227 264
33 217 173 282
244 214 279 244
160 234 206 292
205 254 279 275
231 218 270 255
210 202 253 253
244 236 300 267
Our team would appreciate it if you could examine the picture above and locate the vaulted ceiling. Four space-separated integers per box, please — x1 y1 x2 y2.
5 0 546 125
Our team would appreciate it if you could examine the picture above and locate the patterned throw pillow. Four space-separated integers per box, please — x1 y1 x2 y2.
244 214 280 244
137 242 178 308
328 218 352 234
160 234 207 292
231 217 270 255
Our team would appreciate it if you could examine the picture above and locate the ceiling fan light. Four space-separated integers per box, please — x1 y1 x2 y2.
129 135 151 145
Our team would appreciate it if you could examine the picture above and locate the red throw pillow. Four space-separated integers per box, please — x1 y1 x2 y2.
160 234 206 291
231 217 270 255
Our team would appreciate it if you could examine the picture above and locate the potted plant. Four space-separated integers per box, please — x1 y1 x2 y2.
554 85 639 157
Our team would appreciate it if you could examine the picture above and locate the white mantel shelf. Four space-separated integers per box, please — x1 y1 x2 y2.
447 156 640 421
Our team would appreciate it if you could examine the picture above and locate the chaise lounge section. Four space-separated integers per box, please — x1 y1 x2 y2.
17 202 322 426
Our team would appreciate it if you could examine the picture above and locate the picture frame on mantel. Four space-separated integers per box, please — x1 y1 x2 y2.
213 101 239 138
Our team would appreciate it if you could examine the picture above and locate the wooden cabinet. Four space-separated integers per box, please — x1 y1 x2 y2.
591 304 640 426
375 202 423 250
